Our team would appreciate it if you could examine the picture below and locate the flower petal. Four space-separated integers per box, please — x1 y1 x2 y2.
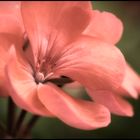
5 47 53 117
0 1 24 34
0 33 22 96
64 81 82 89
117 64 140 98
56 36 126 91
87 89 133 117
126 64 140 93
84 10 123 44
21 2 92 63
0 1 20 17
0 15 23 37
0 32 24 68
38 83 110 130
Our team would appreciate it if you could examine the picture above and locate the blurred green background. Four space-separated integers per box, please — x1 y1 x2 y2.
0 1 140 139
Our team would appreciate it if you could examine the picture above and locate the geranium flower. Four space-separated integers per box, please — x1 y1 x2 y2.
0 1 138 130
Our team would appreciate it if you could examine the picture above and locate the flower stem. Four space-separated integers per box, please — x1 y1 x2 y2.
13 110 27 137
0 124 4 131
0 121 5 130
7 97 16 135
0 121 5 138
21 115 39 138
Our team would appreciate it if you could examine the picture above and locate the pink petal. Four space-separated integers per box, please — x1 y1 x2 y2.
38 83 111 130
0 2 24 34
119 79 138 99
21 2 92 63
56 36 126 91
0 15 23 37
126 64 140 93
0 1 20 17
5 47 53 117
87 89 133 117
117 64 140 98
84 10 123 44
0 3 24 57
0 36 10 96
0 33 22 97
64 81 82 89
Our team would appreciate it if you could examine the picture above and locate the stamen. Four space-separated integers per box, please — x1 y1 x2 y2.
35 72 45 83
44 72 54 80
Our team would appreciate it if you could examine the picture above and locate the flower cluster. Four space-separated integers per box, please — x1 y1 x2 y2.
0 1 140 135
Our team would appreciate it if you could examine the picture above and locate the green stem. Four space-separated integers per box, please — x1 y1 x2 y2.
7 98 16 135
21 115 39 138
0 121 5 138
13 110 27 137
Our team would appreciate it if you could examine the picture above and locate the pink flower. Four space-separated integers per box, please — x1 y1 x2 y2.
0 1 137 129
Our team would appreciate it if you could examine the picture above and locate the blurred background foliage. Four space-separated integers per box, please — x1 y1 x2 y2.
0 1 140 139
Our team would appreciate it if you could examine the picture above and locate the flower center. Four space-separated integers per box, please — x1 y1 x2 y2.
22 37 73 86
34 55 56 84
34 60 73 86
35 72 45 83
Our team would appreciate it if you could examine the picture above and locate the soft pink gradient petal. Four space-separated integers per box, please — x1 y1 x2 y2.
84 10 123 44
117 64 140 98
21 2 92 64
0 33 23 97
0 2 24 55
0 1 20 16
38 83 111 130
87 89 133 117
5 47 53 117
0 1 24 34
119 79 138 99
56 36 126 91
64 81 82 89
126 64 140 93
0 35 13 96
0 15 23 37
